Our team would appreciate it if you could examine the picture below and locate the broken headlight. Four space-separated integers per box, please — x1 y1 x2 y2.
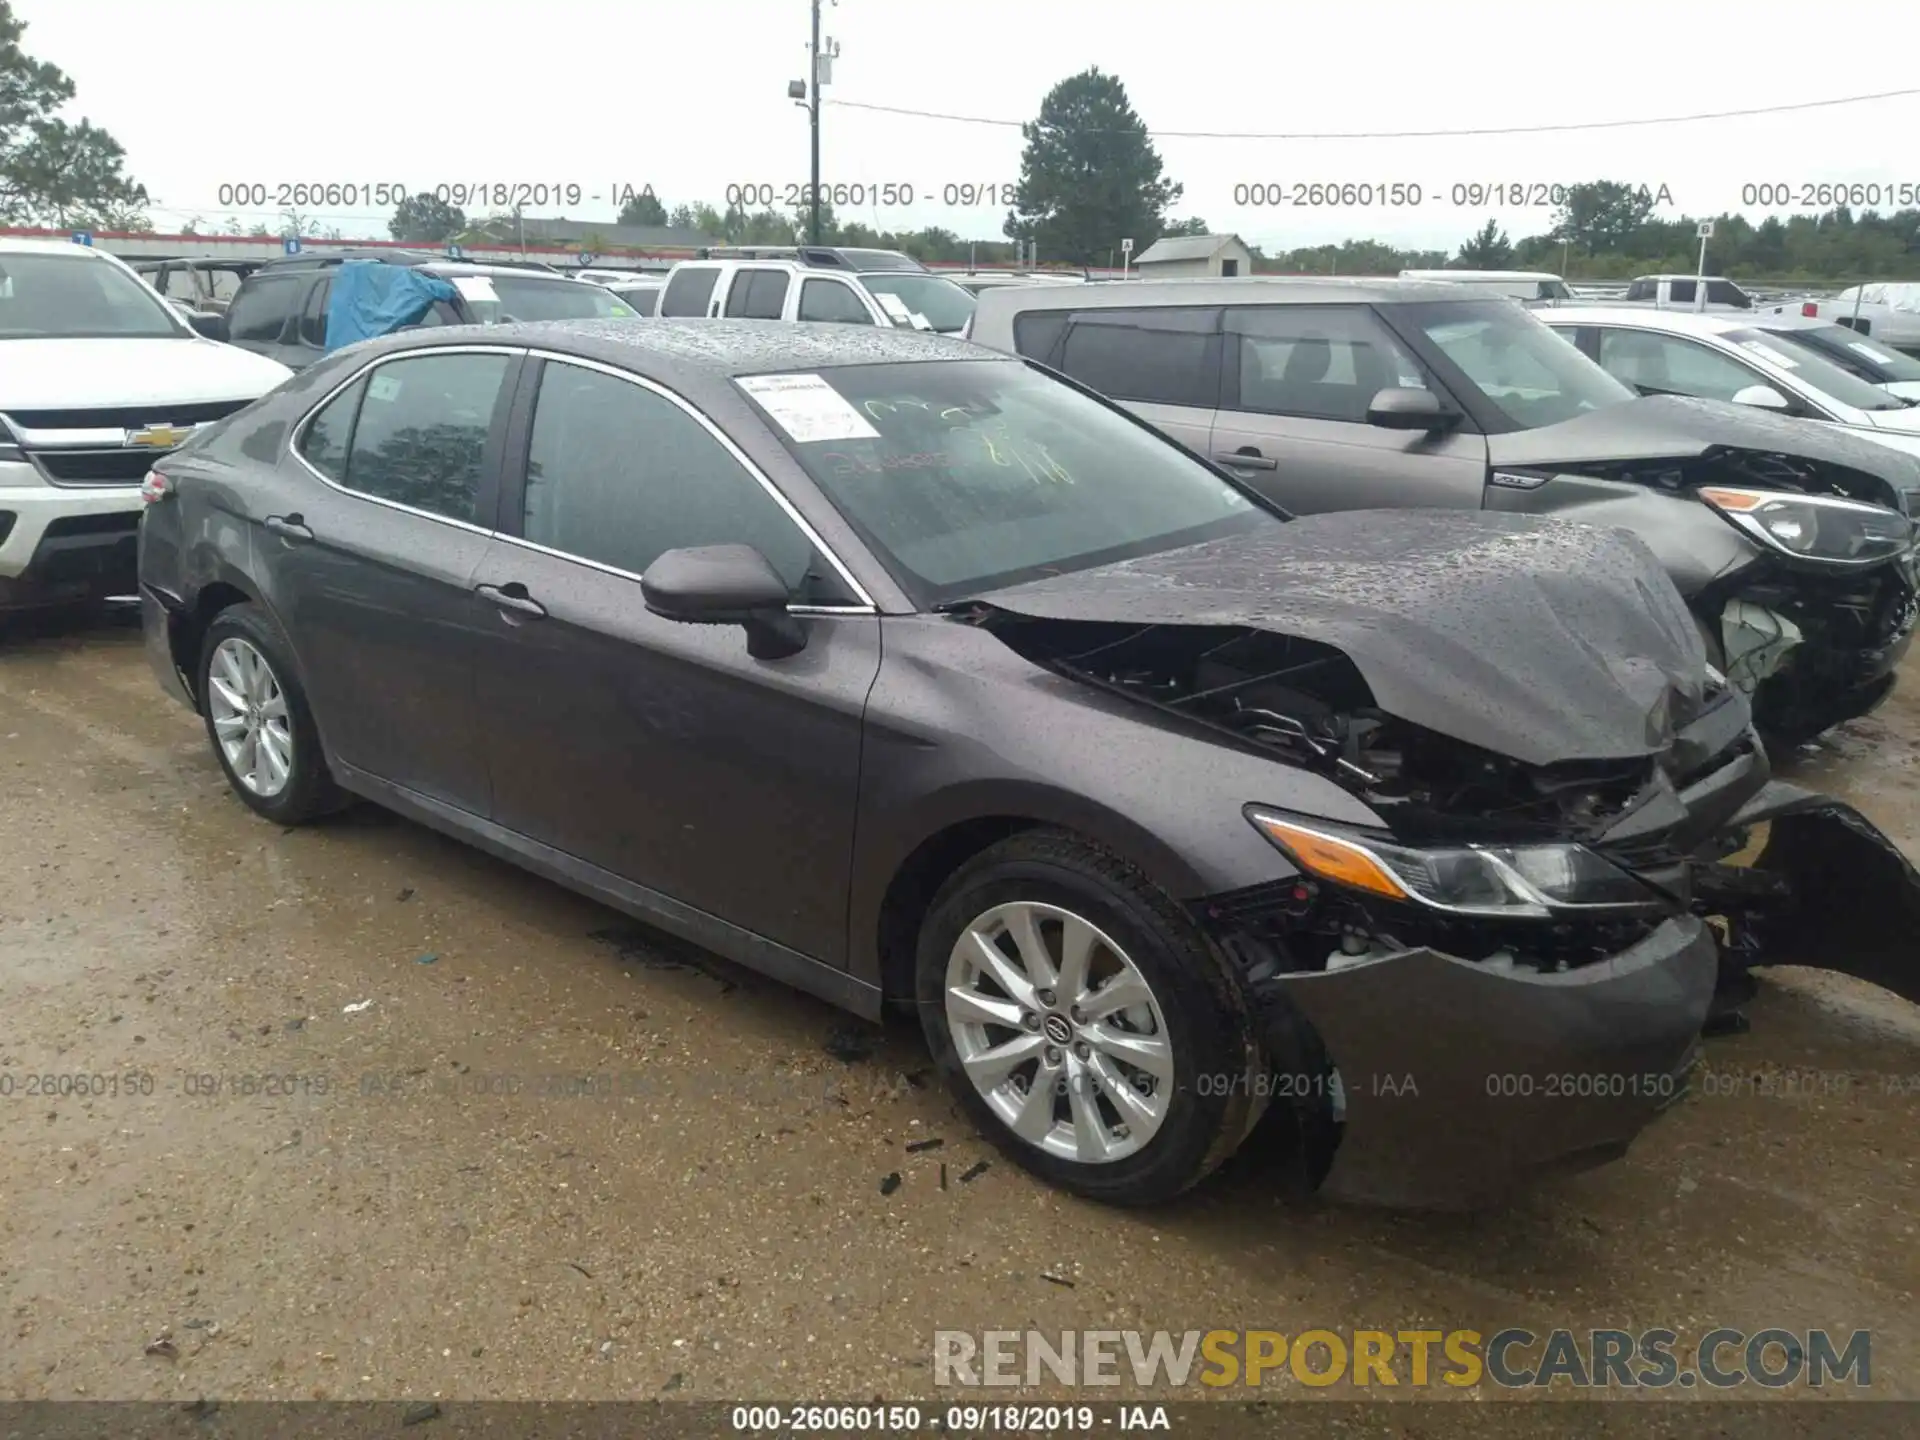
1245 809 1662 919
1699 486 1913 567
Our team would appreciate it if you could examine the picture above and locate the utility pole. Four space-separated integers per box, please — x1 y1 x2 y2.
809 0 822 243
792 1 836 244
1694 220 1713 312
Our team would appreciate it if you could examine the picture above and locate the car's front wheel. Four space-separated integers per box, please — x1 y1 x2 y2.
916 831 1263 1206
197 603 342 824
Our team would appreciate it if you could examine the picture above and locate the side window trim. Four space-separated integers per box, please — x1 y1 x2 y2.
284 345 524 535
491 349 876 611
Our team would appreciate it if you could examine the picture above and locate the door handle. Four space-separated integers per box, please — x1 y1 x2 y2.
475 582 547 619
264 514 314 540
1215 449 1277 471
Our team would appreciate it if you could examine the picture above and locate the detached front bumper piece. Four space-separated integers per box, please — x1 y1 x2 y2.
1251 917 1718 1210
1723 782 1920 1005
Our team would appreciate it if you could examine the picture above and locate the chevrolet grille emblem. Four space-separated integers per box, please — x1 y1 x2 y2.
126 424 190 449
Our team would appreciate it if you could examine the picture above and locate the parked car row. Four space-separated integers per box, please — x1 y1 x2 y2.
11 232 1919 1216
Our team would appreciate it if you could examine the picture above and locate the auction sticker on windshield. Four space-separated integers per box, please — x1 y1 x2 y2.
738 373 881 443
451 275 498 303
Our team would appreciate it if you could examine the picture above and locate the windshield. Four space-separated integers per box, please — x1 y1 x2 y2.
1773 325 1920 387
739 358 1272 605
0 251 186 340
1723 327 1909 412
453 276 638 323
1403 299 1634 429
858 273 977 334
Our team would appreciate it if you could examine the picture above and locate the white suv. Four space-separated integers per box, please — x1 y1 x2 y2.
656 256 976 333
0 239 291 613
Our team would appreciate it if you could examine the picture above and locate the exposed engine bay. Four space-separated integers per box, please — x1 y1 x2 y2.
973 612 1686 974
968 607 1919 1008
975 615 1657 841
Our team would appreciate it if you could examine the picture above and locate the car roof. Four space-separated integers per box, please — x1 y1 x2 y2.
1632 273 1742 283
1401 269 1560 281
349 317 994 380
417 261 581 280
1742 312 1836 332
1538 306 1754 335
972 275 1476 316
697 245 926 272
0 238 120 257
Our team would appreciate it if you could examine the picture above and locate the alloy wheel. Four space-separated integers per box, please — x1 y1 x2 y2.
207 636 294 798
944 900 1174 1164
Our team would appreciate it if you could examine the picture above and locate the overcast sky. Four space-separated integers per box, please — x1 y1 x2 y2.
20 0 1920 253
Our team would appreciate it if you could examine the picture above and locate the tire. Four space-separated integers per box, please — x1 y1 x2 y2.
915 829 1264 1206
197 602 344 824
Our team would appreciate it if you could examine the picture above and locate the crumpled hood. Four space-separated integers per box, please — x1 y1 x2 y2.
972 510 1711 767
1489 393 1920 494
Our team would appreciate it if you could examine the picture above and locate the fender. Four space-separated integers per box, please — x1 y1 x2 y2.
847 776 1227 991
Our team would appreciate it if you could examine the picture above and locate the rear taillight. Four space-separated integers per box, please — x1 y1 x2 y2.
1802 302 1819 317
140 470 171 504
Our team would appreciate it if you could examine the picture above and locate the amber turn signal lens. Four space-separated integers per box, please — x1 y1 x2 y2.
1697 486 1769 512
1248 816 1409 900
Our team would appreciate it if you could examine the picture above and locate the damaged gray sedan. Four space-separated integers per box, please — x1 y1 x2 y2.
138 321 1920 1212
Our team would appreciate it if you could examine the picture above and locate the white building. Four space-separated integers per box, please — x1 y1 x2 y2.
1132 233 1254 278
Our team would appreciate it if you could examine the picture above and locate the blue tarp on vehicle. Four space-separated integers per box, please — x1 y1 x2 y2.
325 262 460 352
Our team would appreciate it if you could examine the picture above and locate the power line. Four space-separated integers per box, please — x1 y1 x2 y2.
822 86 1920 140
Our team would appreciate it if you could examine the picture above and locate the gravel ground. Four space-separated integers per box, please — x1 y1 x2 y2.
1 609 1915 1414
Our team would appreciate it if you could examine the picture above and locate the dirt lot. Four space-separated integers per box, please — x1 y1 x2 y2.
2 610 1916 1414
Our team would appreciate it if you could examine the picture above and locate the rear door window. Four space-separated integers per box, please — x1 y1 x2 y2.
225 274 303 343
1054 307 1221 409
724 268 790 319
660 265 721 317
341 353 512 523
1011 311 1070 363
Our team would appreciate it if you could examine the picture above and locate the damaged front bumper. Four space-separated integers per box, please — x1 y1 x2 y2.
1206 724 1920 1211
1240 917 1716 1210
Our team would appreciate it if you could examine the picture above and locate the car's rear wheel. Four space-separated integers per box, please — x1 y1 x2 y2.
915 830 1262 1206
198 604 343 824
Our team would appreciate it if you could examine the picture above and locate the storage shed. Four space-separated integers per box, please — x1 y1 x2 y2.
1131 233 1254 278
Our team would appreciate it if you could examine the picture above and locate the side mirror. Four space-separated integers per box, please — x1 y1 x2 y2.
1731 383 1791 412
1366 386 1459 432
641 544 807 659
187 311 229 342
